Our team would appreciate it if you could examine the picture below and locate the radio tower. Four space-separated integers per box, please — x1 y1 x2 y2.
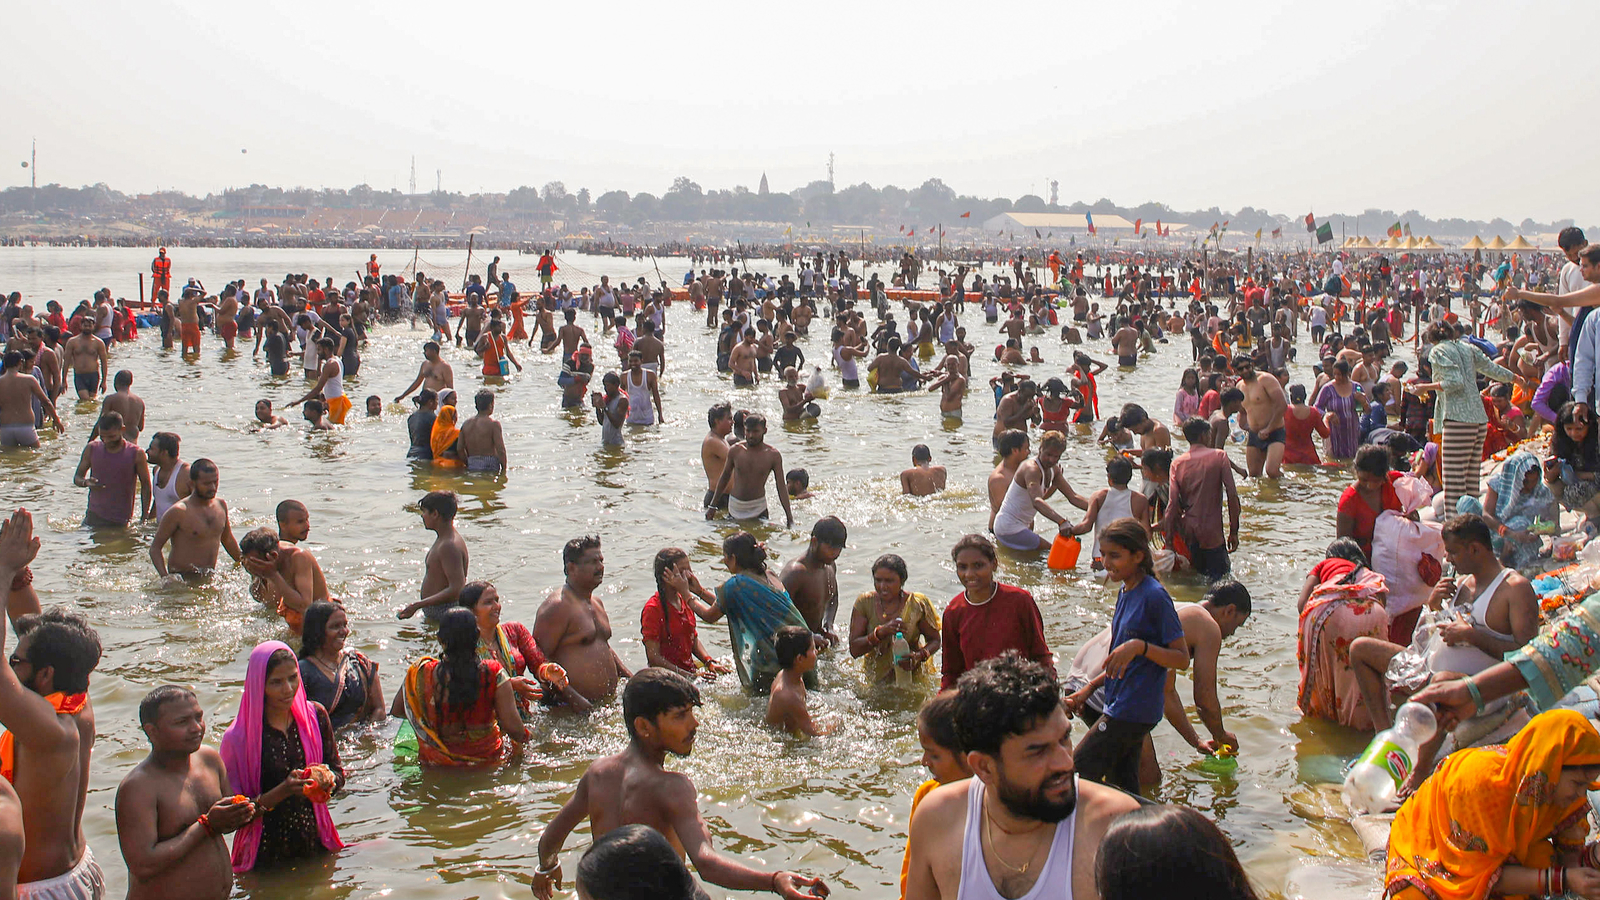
409 156 417 194
436 169 441 193
827 152 834 189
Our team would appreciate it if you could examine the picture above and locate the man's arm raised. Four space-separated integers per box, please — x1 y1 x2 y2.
0 511 75 745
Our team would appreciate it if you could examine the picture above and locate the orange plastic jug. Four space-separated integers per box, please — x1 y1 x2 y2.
1047 533 1081 570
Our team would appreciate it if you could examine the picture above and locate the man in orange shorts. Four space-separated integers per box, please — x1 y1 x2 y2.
291 337 351 424
177 290 203 355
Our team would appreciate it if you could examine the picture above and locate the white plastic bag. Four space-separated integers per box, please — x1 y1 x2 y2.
1370 510 1444 619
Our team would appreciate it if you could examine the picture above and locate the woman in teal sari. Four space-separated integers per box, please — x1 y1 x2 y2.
686 531 818 693
1456 451 1554 570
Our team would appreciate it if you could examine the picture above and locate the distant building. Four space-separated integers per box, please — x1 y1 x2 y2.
759 173 769 196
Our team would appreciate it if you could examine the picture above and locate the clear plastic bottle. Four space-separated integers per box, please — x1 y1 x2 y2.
891 631 912 688
1342 702 1438 813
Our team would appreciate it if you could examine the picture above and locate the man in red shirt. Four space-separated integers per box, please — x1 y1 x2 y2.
1163 417 1241 581
940 534 1053 689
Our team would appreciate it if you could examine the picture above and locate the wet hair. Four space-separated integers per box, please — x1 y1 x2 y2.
149 431 179 458
11 608 100 694
1106 456 1133 486
953 652 1061 757
1100 517 1154 576
474 389 494 412
650 548 690 644
113 370 133 389
239 527 279 557
917 691 961 753
298 601 342 659
744 412 767 431
434 609 487 721
1141 447 1172 475
707 401 732 429
1182 416 1211 443
1559 226 1587 252
722 531 768 573
775 625 814 669
420 490 458 521
1119 403 1148 428
562 534 601 573
576 824 699 900
1288 384 1307 404
785 468 809 489
139 685 196 727
1325 537 1370 567
1441 513 1494 551
912 443 932 463
1220 388 1244 406
97 411 124 432
1353 444 1391 478
872 553 908 584
1202 579 1251 617
1095 804 1260 900
950 533 997 564
811 515 847 548
996 428 1029 456
622 668 701 740
304 399 325 417
457 580 492 610
190 458 218 480
275 499 306 525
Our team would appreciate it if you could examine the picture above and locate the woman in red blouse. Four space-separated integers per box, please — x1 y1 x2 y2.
642 548 730 681
1335 445 1403 559
460 580 589 713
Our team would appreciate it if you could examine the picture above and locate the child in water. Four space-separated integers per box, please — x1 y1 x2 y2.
766 626 828 737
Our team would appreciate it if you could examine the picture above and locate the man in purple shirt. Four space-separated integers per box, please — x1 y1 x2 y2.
1163 417 1240 580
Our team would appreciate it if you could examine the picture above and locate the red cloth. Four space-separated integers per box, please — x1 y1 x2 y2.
1198 390 1221 419
1311 557 1358 585
1337 471 1402 558
1164 446 1238 552
940 583 1053 689
498 621 547 676
1284 407 1331 465
641 592 699 672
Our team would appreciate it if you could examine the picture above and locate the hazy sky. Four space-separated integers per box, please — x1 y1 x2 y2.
10 0 1595 222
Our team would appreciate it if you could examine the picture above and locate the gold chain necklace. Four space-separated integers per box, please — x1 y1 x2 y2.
983 799 1045 874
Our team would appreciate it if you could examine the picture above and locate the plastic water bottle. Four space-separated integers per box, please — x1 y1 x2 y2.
891 632 912 688
1342 702 1438 813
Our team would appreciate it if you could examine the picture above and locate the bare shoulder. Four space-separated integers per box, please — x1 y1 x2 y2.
1077 779 1142 833
911 779 969 832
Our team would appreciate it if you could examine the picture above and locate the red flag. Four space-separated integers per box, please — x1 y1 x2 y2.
1304 212 1316 232
1272 227 1282 239
960 211 970 218
928 226 936 234
1133 218 1142 234
898 225 904 233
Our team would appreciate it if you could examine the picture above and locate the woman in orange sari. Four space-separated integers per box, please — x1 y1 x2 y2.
1386 709 1600 899
1297 538 1390 730
430 400 463 467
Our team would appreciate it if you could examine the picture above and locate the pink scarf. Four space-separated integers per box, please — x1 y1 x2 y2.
219 641 343 872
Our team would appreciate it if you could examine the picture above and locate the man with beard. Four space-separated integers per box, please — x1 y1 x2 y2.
906 652 1139 900
114 686 253 900
531 669 827 900
148 459 241 578
705 414 794 527
0 510 106 899
73 412 151 528
63 319 107 401
534 536 631 705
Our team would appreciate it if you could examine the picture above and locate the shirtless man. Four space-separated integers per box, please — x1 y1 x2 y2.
992 380 1041 446
148 460 241 578
901 444 948 496
991 430 1085 551
398 491 468 621
905 654 1138 900
64 319 108 401
531 669 826 900
215 290 239 351
533 536 631 704
453 296 485 349
1064 579 1251 789
1117 403 1170 456
927 361 968 420
777 367 812 422
987 429 1031 532
177 291 203 356
705 414 794 527
556 309 589 360
0 351 63 448
729 329 760 387
393 342 454 404
252 399 288 428
633 320 666 374
92 371 144 446
1233 355 1288 478
240 521 329 631
701 403 733 510
0 512 105 899
1111 317 1140 367
780 517 846 646
457 389 507 476
114 686 252 900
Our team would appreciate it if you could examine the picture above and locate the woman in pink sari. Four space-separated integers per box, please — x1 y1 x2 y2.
1296 539 1391 731
220 641 345 872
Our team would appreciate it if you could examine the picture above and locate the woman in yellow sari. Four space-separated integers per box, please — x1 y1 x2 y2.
1386 709 1600 899
430 401 463 467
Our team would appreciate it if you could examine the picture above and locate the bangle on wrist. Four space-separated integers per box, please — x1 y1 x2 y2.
770 872 781 893
535 858 560 875
197 813 215 836
1463 676 1485 712
1140 639 1148 657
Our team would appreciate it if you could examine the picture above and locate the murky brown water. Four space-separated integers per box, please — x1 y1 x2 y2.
0 247 1374 899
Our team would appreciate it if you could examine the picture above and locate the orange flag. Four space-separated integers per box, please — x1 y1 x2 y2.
960 211 971 218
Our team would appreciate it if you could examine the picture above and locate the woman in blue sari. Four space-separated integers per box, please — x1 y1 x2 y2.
685 531 817 693
1456 451 1554 570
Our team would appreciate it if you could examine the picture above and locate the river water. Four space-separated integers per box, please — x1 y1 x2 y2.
0 247 1374 899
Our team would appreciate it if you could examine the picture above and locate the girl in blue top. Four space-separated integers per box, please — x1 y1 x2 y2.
1071 517 1189 793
